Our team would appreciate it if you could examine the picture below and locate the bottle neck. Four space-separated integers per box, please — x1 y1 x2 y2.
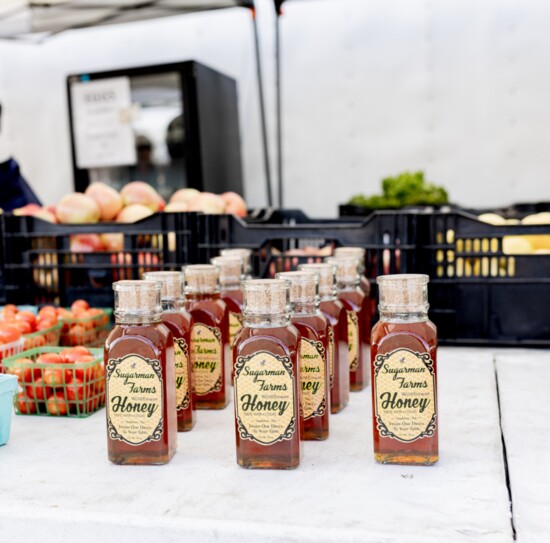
379 310 428 323
243 313 291 328
220 282 241 291
115 312 162 325
186 292 220 302
319 290 337 302
291 302 319 316
161 298 183 312
337 280 360 292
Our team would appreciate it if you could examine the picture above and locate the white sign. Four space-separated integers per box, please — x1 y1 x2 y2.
71 77 137 169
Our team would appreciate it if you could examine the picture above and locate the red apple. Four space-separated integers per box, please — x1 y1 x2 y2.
56 193 101 224
85 182 123 221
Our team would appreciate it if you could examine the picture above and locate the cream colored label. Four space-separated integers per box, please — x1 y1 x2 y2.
347 311 359 371
235 351 297 445
191 323 223 396
174 338 190 411
299 338 327 420
373 348 437 443
327 325 335 388
106 355 163 446
229 311 243 348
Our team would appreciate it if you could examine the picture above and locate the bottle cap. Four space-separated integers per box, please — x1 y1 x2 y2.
377 274 430 313
242 279 291 315
113 280 162 319
298 262 337 298
182 264 220 294
220 248 252 275
275 271 320 306
325 256 360 284
142 271 183 300
210 256 244 286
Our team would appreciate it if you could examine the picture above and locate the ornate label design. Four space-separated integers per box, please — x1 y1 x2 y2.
106 355 164 446
373 348 437 443
174 338 190 411
190 323 223 396
229 311 243 349
327 325 335 388
299 338 327 420
234 351 297 446
347 311 359 371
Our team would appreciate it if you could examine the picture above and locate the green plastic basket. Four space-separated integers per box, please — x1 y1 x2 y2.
60 308 113 347
3 346 105 418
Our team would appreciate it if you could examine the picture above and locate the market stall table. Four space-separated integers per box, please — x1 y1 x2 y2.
0 348 544 542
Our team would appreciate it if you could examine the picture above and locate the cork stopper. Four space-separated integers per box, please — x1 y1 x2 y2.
242 279 291 315
378 274 429 313
298 263 336 298
334 247 366 272
325 256 360 285
275 271 319 305
142 271 183 300
182 264 220 294
220 248 252 274
113 280 162 320
210 256 244 286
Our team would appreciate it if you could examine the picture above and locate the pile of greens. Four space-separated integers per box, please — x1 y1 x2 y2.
348 171 449 209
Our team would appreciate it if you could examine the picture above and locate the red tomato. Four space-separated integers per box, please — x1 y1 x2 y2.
15 311 37 331
16 393 37 415
74 355 96 382
46 393 68 416
13 320 33 335
3 304 18 313
0 324 22 344
36 353 63 365
10 358 35 383
26 378 52 401
71 300 89 312
43 367 69 387
66 378 92 405
38 306 57 319
37 317 56 331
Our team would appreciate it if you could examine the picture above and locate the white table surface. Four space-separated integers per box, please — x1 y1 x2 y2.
496 352 550 543
0 347 544 543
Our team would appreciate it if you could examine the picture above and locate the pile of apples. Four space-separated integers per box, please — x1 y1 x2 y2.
0 305 60 351
12 181 247 226
9 346 105 416
478 212 550 254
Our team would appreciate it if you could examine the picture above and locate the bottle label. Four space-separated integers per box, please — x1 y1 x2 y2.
174 338 191 411
106 355 164 446
327 325 335 388
300 338 327 420
229 311 243 349
234 350 297 446
347 311 359 371
191 323 223 396
373 348 437 443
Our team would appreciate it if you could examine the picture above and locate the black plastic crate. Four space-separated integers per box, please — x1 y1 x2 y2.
415 209 550 346
197 210 418 281
0 212 199 307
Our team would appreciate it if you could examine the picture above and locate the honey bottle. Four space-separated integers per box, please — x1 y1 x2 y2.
276 271 330 441
105 280 177 465
221 248 253 278
333 247 371 297
210 256 245 360
233 279 302 469
326 257 370 391
299 263 349 414
183 264 229 409
143 271 195 432
371 274 438 465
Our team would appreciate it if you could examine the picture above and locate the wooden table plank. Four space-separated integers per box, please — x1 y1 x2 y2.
496 351 550 543
0 348 512 542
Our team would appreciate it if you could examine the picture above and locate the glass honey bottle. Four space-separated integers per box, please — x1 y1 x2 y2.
299 263 349 414
183 264 229 410
143 271 195 432
326 257 370 391
333 247 371 297
233 279 302 469
211 256 245 365
371 274 438 465
105 280 177 465
276 271 330 441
